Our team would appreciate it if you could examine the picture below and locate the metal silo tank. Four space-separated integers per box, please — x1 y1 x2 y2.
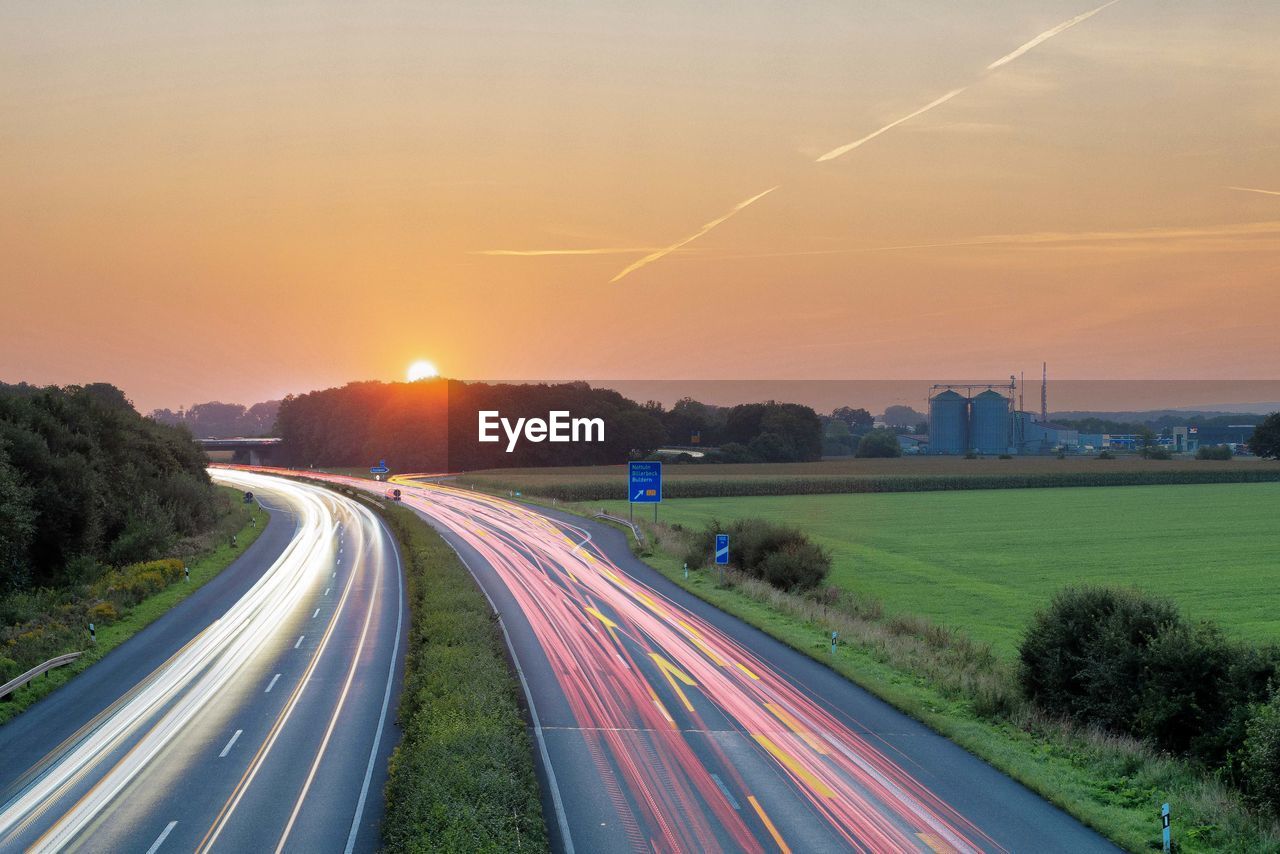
970 390 1010 454
929 390 968 454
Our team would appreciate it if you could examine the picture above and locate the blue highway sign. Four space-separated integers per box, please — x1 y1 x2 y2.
370 459 390 475
628 461 662 504
715 534 729 565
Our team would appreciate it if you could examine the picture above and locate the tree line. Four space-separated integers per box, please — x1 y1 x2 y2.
149 399 281 439
273 381 828 471
1 383 218 592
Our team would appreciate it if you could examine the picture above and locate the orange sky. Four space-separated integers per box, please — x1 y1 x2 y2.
2 1 1278 411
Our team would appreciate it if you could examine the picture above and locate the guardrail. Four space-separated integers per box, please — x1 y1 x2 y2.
0 651 84 700
593 512 646 546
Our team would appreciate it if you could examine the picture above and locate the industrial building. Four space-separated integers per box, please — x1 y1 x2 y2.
927 365 1079 455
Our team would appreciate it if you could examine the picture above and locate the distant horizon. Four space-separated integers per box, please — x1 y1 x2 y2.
46 375 1279 419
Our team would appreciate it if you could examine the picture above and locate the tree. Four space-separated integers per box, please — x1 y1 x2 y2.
1249 413 1280 460
855 429 901 458
831 406 873 432
881 405 925 429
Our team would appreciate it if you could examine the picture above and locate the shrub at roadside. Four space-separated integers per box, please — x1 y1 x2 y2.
1019 585 1279 768
1197 444 1234 460
1245 689 1280 814
683 517 831 591
378 503 547 854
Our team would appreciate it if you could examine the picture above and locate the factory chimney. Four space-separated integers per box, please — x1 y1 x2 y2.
1040 362 1048 422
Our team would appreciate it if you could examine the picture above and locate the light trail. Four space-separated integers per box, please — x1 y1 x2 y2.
291 468 1004 852
0 471 381 852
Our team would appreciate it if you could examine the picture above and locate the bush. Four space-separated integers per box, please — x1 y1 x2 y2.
87 601 120 625
855 429 901 458
1097 450 1115 460
1019 586 1276 762
1197 444 1234 461
757 541 831 590
685 518 831 591
1244 690 1280 813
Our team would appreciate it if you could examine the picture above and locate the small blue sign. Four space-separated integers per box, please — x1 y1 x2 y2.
715 534 729 565
370 459 389 475
628 461 662 504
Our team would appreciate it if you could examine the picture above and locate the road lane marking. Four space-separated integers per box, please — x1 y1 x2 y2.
197 506 368 854
219 730 243 758
765 702 829 755
312 608 320 619
649 653 697 713
710 774 741 810
344 513 406 854
265 674 281 693
747 796 790 854
277 516 387 852
918 832 958 854
294 635 305 649
324 587 331 596
145 821 178 854
751 734 836 798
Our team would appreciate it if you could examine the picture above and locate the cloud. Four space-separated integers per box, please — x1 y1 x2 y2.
692 220 1280 261
608 186 778 283
1228 186 1280 197
986 0 1123 70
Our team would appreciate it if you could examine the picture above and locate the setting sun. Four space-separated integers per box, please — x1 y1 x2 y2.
406 360 438 382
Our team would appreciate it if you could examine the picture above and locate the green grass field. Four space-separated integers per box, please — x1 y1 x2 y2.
599 482 1280 657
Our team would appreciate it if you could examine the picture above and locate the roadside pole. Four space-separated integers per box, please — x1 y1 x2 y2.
1162 803 1171 853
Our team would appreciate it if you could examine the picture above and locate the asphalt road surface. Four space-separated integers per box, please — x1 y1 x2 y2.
0 470 405 853
304 472 1118 854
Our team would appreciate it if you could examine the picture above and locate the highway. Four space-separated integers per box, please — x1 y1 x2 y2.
0 470 405 853
305 472 1117 854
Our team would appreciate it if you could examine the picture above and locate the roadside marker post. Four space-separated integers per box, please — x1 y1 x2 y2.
683 562 688 580
184 564 190 583
1162 803 1170 853
831 631 838 655
89 623 96 644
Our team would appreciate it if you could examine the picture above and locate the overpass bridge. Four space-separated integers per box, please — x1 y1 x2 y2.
196 437 281 466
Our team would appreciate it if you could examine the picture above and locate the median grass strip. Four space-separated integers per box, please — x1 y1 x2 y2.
377 502 547 854
0 486 266 726
568 504 1280 852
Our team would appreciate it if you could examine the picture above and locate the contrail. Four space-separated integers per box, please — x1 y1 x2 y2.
593 2 1122 280
609 186 778 283
815 88 969 163
1228 186 1280 197
474 247 668 256
987 0 1122 70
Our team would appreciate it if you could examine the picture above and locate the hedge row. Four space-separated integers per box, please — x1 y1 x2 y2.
377 502 548 854
477 467 1280 502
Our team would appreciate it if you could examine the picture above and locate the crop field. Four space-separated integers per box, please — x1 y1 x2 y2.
466 456 1280 501
596 482 1280 657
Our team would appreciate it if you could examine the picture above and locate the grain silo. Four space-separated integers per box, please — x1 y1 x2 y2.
929 390 968 454
970 389 1010 454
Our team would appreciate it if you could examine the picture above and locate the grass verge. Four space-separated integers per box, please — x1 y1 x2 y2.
376 501 548 853
0 486 266 726
561 504 1280 852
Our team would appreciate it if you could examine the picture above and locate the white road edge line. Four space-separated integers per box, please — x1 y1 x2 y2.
420 503 576 854
344 513 406 854
218 730 243 758
145 820 178 854
265 674 281 693
294 635 305 649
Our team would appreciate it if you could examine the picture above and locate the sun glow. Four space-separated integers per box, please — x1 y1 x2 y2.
406 360 438 382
